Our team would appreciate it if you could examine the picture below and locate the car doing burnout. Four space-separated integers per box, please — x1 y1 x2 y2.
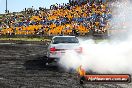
46 36 82 65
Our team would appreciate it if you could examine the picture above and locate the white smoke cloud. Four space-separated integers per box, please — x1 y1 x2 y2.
59 0 132 74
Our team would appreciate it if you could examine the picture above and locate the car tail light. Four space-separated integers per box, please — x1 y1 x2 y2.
75 47 83 53
50 47 56 53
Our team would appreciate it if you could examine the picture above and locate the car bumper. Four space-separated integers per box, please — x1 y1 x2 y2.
47 51 65 63
49 51 65 58
47 50 82 63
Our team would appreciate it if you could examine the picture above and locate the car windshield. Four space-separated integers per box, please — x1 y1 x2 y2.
52 37 79 44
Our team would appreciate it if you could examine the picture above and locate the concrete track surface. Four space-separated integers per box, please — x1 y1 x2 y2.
0 43 131 88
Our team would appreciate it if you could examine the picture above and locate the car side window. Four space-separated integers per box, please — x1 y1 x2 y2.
52 37 59 44
51 39 54 44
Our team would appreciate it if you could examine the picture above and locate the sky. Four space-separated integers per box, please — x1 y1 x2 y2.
0 0 69 14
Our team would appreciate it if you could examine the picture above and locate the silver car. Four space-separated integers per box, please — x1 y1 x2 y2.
46 36 82 65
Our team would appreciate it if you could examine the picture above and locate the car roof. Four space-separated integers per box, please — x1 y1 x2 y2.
52 36 76 39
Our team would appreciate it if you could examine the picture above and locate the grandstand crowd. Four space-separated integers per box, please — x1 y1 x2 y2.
0 0 112 36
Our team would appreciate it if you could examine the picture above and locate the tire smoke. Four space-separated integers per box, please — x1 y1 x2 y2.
59 0 132 74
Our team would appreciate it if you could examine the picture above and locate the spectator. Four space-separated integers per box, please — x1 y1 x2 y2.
0 0 111 36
